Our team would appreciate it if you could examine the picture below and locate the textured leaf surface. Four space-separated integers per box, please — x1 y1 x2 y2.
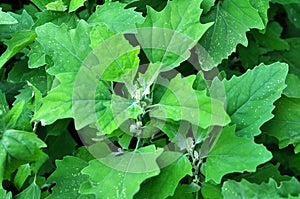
222 62 288 137
46 156 89 199
205 125 272 183
151 74 230 128
199 0 265 64
137 0 212 71
263 96 300 153
80 145 162 199
135 155 192 199
222 178 300 199
88 1 144 33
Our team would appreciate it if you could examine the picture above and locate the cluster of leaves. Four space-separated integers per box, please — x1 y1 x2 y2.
0 0 299 198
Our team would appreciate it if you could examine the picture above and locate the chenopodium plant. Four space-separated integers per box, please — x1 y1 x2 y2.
0 0 298 198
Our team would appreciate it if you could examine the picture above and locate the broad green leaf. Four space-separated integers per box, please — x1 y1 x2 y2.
150 74 230 129
199 0 265 64
222 62 288 137
46 0 67 12
33 21 92 125
222 178 300 199
0 9 17 24
271 0 300 4
137 0 212 71
169 183 200 199
205 125 272 183
35 20 91 75
69 0 87 12
15 182 41 199
88 1 144 33
284 74 300 98
135 155 192 199
80 145 163 199
263 96 300 153
0 30 36 69
14 164 32 190
45 156 90 199
1 129 46 161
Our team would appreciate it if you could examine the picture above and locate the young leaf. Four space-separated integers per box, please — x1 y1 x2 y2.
80 145 163 198
263 96 300 153
205 125 272 184
137 0 212 71
45 156 89 199
88 1 144 33
199 0 265 64
0 9 17 24
221 62 288 137
15 182 41 199
150 74 230 129
134 155 192 199
45 0 67 12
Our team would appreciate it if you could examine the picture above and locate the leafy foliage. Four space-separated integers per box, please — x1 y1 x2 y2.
0 0 299 198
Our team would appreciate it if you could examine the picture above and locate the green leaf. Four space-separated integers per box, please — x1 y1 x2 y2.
201 182 222 199
222 62 288 137
250 0 270 27
15 182 41 199
14 164 32 190
284 74 300 98
263 96 300 153
28 42 46 69
88 1 144 33
1 129 46 161
0 30 36 69
222 178 300 199
271 0 300 4
3 100 24 129
150 74 230 129
0 9 17 24
0 185 12 199
80 145 163 198
46 0 67 12
30 0 53 10
199 0 265 64
201 0 216 14
205 125 272 183
285 4 300 29
69 0 87 12
169 183 200 199
34 10 79 28
135 155 192 199
45 156 90 199
137 0 212 71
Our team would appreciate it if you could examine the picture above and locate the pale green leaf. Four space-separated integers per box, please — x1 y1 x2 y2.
28 42 46 69
0 9 17 24
199 0 265 64
0 30 36 69
88 1 144 33
80 145 162 199
137 0 212 71
263 96 300 153
250 0 270 27
69 0 87 12
134 155 192 199
222 62 288 137
46 156 90 199
30 0 53 10
205 125 272 183
150 74 230 129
